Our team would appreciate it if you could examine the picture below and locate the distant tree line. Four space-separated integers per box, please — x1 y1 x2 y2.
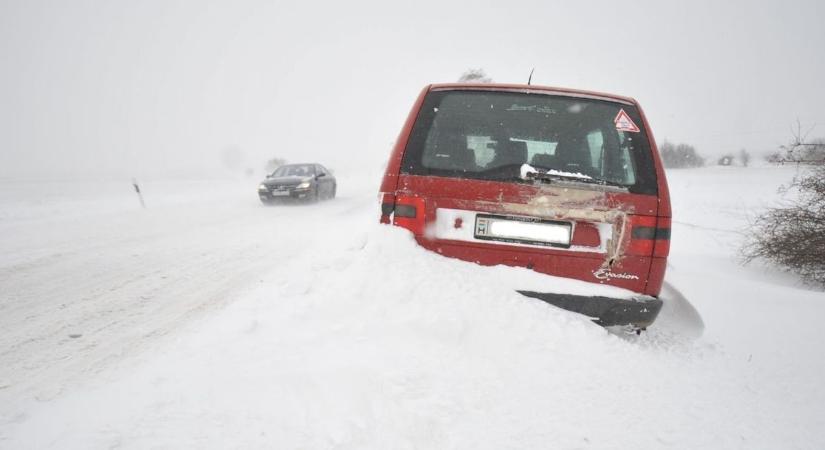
659 141 705 168
659 139 760 169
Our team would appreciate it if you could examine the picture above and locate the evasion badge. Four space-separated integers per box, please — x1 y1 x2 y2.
593 267 640 281
614 109 640 133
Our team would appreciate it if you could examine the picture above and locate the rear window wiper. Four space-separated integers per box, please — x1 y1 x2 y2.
519 164 624 188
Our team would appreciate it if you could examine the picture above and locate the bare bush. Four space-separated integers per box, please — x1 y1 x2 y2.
801 138 825 163
767 121 825 165
742 164 825 287
739 149 751 167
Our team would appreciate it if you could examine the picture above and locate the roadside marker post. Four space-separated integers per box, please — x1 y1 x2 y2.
132 178 145 208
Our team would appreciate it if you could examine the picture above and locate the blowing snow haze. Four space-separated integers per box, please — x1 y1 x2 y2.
3 2 825 448
1 0 824 179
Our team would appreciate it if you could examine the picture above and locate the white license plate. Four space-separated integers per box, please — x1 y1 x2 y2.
270 190 290 196
475 214 571 247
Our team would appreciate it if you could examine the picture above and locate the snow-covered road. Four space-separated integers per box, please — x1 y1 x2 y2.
0 179 369 413
1 168 824 449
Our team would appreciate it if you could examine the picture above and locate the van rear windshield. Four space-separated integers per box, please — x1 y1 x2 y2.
401 90 658 195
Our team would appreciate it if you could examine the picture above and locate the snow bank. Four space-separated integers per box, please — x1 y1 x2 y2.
2 167 824 449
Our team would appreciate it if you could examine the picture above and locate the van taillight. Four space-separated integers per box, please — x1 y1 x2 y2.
652 217 671 257
626 215 671 257
380 193 426 235
380 193 395 224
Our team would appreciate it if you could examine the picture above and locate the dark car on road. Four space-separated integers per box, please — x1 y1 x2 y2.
379 83 671 329
258 163 336 204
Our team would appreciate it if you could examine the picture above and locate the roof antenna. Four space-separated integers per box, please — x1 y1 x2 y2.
527 67 535 85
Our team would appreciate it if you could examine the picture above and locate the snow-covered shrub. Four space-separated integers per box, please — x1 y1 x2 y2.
743 164 825 287
717 154 734 166
766 122 825 164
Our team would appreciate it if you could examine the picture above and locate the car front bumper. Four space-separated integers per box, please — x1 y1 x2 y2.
517 291 663 328
259 187 312 200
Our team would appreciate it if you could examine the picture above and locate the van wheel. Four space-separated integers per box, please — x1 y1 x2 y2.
330 184 336 199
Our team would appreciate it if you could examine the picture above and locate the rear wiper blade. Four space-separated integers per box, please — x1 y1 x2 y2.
530 172 602 184
519 164 623 187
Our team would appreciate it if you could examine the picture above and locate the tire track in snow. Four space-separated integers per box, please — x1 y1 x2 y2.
0 188 374 420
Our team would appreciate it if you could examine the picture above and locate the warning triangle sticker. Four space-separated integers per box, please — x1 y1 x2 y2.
614 109 640 133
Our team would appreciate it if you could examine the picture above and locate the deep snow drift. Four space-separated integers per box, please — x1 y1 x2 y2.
1 167 823 449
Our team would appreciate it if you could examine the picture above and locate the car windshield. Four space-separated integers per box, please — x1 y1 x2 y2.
401 90 658 194
272 164 315 177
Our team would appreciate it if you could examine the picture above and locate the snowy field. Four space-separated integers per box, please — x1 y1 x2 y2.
1 166 823 449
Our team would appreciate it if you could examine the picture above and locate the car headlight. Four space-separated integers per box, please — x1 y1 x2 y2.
297 181 311 189
258 184 267 191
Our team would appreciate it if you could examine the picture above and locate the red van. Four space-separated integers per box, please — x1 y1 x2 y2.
379 83 671 328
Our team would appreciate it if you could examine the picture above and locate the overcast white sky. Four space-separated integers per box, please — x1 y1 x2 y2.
1 0 824 179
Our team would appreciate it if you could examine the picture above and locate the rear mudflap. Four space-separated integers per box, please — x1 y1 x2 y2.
517 290 663 328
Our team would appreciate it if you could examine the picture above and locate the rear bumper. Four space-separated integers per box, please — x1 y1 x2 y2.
517 291 663 327
416 238 658 296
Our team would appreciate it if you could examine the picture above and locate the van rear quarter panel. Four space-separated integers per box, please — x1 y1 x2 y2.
634 103 671 293
635 103 671 218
